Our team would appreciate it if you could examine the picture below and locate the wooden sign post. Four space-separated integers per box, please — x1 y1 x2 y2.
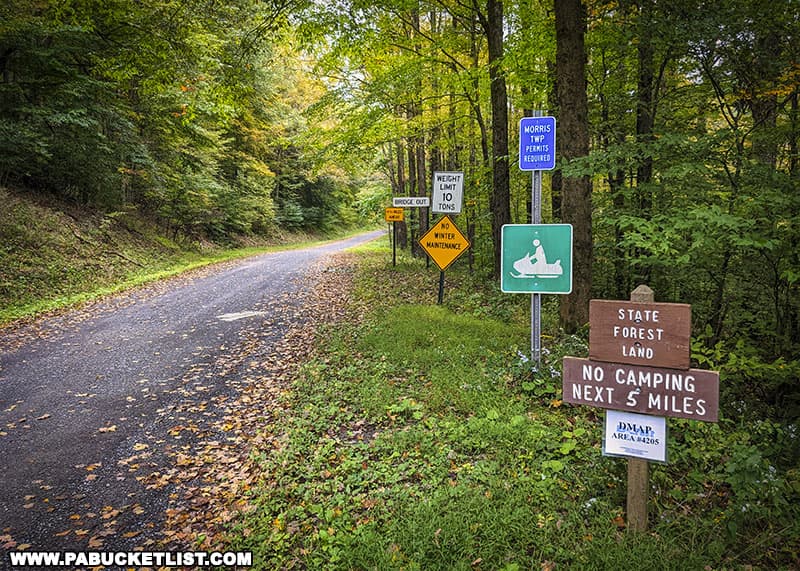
562 285 720 533
627 285 655 533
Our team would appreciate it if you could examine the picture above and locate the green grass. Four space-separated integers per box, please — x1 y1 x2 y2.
228 245 800 570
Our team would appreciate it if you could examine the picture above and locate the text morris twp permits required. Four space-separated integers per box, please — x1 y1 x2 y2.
519 116 556 171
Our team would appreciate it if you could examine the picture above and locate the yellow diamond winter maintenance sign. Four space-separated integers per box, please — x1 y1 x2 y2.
419 215 470 271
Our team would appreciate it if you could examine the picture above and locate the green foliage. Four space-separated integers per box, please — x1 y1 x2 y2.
0 0 368 239
0 188 223 322
228 246 800 569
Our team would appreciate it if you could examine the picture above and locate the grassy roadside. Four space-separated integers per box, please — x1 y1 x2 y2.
226 241 799 570
0 187 369 325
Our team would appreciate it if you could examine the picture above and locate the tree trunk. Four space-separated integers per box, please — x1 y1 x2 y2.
407 136 421 256
395 140 408 249
555 0 592 332
636 0 655 219
547 60 562 221
600 90 629 299
790 90 798 178
416 136 428 237
484 0 510 278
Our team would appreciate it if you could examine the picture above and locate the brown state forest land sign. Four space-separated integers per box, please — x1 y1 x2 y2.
563 295 719 423
589 300 691 369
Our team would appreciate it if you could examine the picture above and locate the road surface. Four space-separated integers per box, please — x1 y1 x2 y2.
0 231 383 563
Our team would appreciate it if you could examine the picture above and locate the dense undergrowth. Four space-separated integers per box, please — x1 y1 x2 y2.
228 241 800 569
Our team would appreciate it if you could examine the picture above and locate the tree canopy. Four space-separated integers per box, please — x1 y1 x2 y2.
1 0 359 236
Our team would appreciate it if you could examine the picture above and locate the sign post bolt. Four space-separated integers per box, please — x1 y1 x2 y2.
627 284 654 533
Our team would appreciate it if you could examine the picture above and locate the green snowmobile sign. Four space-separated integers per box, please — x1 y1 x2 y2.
501 224 573 294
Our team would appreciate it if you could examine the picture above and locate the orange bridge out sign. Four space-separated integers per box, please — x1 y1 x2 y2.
384 207 404 222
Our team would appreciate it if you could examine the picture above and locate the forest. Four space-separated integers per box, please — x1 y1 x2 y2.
3 0 797 417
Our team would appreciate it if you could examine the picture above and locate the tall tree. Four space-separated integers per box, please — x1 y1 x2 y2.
555 0 591 331
477 0 511 277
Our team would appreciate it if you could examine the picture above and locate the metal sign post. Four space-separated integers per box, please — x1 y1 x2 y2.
385 207 404 268
518 112 557 366
532 164 542 365
418 215 471 304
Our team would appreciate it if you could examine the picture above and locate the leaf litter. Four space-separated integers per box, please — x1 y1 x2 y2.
0 251 359 561
152 253 362 552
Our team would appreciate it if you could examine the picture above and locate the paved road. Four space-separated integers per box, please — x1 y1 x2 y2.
0 231 383 561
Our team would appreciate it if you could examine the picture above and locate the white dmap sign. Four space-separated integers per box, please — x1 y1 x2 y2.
603 410 667 463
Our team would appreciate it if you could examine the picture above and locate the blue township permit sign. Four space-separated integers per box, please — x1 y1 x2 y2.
519 116 556 171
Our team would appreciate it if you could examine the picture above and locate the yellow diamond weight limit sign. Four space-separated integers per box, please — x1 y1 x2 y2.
419 215 470 271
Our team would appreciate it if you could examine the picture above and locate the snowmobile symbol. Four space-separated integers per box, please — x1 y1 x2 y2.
510 239 563 278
